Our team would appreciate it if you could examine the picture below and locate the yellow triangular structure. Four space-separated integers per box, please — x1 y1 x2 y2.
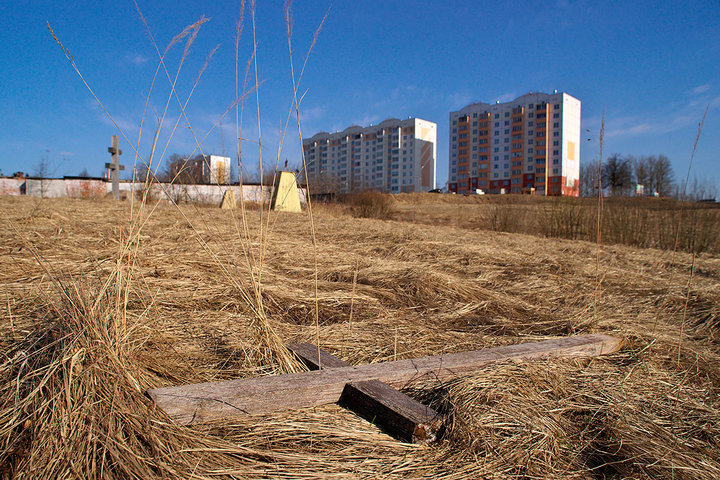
270 171 302 213
220 189 236 209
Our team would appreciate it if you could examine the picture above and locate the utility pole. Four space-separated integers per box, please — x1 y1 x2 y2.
106 135 125 200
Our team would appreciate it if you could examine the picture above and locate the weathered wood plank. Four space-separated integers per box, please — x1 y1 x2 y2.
340 380 443 443
147 334 621 425
287 343 443 443
287 343 348 369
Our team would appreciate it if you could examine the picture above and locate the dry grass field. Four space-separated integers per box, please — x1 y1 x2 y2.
1 194 719 479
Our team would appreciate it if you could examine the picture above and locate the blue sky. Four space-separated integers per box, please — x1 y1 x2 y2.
1 1 718 190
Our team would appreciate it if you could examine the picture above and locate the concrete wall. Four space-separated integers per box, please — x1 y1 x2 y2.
1 177 307 205
0 178 25 195
138 182 307 205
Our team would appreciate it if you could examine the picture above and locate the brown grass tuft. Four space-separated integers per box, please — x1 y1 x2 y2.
342 190 396 219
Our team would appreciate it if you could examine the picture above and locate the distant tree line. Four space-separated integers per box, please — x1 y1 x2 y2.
133 154 206 184
579 154 716 200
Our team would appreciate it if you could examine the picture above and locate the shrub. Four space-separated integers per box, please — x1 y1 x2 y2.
343 190 395 219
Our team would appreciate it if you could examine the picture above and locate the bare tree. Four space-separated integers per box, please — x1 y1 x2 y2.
652 154 675 197
261 167 280 187
161 153 205 184
33 154 52 197
683 175 718 201
629 154 675 196
633 156 651 194
580 159 601 197
602 154 634 196
33 154 50 178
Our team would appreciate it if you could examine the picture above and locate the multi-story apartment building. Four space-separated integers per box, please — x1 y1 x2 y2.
448 92 580 196
302 118 436 194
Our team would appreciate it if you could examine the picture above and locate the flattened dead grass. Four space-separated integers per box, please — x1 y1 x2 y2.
1 195 719 479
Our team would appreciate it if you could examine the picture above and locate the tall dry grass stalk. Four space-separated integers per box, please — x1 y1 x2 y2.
677 252 696 365
284 0 329 365
593 111 605 326
669 106 708 363
48 4 308 376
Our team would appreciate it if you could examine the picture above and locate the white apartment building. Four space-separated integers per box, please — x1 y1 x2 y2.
448 92 580 196
302 118 437 194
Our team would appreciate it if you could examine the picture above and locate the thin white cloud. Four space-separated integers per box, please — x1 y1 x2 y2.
605 112 699 138
299 106 325 122
127 54 150 66
692 83 711 95
58 151 74 157
496 92 518 103
98 113 138 135
448 92 472 108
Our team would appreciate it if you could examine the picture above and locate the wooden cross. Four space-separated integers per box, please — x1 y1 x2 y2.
105 135 125 200
147 334 621 444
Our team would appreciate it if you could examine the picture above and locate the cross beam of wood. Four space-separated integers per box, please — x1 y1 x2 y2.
105 135 125 200
147 334 621 428
287 342 443 443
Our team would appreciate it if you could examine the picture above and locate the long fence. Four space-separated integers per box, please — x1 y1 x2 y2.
0 177 306 205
